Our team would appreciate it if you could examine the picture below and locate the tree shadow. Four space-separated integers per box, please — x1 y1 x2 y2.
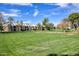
47 53 70 56
61 54 69 56
47 53 58 56
74 53 79 56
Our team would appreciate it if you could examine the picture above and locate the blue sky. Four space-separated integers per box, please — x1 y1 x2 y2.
0 3 79 26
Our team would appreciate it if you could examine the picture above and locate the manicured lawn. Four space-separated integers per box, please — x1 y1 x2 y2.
0 31 79 56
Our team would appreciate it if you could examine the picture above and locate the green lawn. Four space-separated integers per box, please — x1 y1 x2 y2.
0 31 79 56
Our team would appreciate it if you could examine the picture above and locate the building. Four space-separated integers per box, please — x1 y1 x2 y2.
2 22 39 32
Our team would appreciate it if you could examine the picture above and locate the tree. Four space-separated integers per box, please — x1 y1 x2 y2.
8 16 14 24
57 20 70 31
43 18 49 26
19 20 24 31
37 23 42 30
42 18 49 30
42 18 54 30
68 13 79 30
0 23 3 32
8 16 14 32
63 18 70 29
0 13 4 32
20 20 23 26
16 20 19 25
63 18 69 22
48 23 54 30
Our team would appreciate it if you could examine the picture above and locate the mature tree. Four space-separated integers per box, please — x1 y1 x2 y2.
63 18 69 22
68 13 79 29
44 23 54 30
8 16 14 32
42 18 54 30
8 16 14 24
63 18 70 28
0 23 3 32
57 20 70 31
42 18 49 30
43 18 49 26
19 20 24 31
0 13 4 32
16 20 21 26
48 23 54 29
20 20 23 26
37 23 42 30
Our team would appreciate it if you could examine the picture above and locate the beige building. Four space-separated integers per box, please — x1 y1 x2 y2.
3 23 9 32
2 23 39 32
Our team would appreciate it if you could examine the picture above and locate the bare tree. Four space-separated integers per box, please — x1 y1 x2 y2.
0 13 4 32
8 16 14 32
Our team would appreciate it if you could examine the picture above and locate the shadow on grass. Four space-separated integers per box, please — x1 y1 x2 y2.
73 53 79 56
47 53 70 56
61 54 69 56
47 54 58 56
47 53 79 56
0 31 32 34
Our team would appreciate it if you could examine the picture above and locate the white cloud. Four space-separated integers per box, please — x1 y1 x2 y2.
23 20 31 23
33 9 39 17
71 3 79 9
52 12 59 15
54 3 69 7
1 9 22 17
71 9 79 13
10 9 21 13
47 3 69 8
69 3 79 13
70 9 79 15
8 3 33 6
1 12 18 17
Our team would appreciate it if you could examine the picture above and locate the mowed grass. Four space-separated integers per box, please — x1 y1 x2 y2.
0 31 79 56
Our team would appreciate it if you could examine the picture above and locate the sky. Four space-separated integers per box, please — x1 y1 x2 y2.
0 3 79 26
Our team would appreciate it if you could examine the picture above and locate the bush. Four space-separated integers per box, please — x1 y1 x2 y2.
69 29 75 32
77 27 79 32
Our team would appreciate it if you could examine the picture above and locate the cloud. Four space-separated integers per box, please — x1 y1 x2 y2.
52 12 59 15
55 3 69 7
47 3 69 8
70 9 79 14
1 12 18 17
7 3 33 6
23 20 31 23
72 3 79 8
1 9 22 17
71 9 79 13
33 9 39 17
69 3 79 13
10 9 21 13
